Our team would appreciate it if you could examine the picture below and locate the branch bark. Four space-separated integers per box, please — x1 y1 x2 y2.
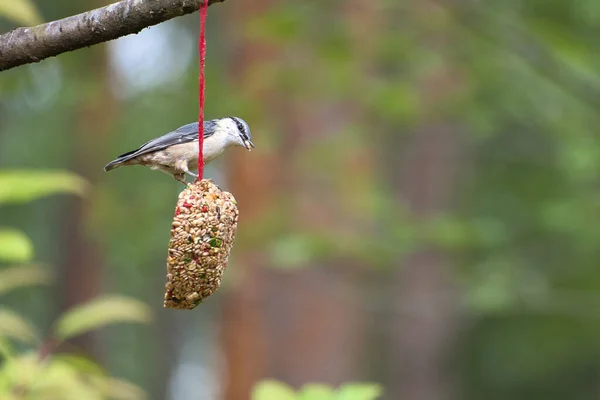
0 0 225 72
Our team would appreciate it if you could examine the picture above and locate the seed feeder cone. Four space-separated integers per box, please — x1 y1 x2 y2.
164 179 239 309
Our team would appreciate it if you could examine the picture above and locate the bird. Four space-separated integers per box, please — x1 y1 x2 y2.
104 116 254 184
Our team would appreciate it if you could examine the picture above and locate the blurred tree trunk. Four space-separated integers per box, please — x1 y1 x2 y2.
385 1 463 399
388 127 462 400
218 1 377 398
58 42 115 357
218 2 277 398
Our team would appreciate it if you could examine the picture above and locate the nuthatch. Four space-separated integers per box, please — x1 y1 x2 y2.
104 116 254 184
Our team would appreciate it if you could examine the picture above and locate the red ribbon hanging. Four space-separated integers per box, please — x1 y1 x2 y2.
197 0 208 182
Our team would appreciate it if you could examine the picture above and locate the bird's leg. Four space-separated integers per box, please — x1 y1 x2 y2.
184 168 198 179
176 161 198 180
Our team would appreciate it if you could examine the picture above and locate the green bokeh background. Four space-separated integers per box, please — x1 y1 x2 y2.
2 1 600 399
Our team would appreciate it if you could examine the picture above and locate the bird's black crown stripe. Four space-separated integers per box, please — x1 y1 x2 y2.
229 116 248 140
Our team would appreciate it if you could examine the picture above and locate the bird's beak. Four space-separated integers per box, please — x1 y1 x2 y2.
244 139 255 150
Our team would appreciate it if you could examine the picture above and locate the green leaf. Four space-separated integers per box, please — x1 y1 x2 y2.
11 354 147 399
0 264 52 295
252 380 298 400
0 308 39 344
0 336 14 358
337 383 383 400
0 170 88 205
21 355 102 400
209 237 223 248
0 229 33 263
0 0 43 26
299 384 336 400
54 295 152 341
99 377 147 400
53 354 108 377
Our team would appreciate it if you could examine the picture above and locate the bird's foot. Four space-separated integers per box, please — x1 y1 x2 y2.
173 173 188 186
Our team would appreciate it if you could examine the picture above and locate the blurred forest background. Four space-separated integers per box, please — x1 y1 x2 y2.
2 0 600 399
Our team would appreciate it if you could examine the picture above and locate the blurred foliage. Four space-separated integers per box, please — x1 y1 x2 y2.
0 265 51 296
1 0 600 399
0 169 149 399
0 0 42 27
0 350 146 400
0 170 88 265
0 229 32 264
55 295 152 341
0 308 38 345
0 285 150 400
252 380 382 400
0 171 89 205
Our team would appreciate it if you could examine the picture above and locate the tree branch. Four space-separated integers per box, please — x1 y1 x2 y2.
0 0 225 72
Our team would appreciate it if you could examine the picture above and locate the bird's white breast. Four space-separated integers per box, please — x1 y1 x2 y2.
202 128 230 162
177 128 230 171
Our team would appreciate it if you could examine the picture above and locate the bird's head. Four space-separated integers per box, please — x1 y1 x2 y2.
221 116 254 151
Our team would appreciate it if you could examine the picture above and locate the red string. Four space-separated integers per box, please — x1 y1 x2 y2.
197 0 208 182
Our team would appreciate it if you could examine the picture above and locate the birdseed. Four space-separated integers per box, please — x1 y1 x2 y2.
164 179 239 309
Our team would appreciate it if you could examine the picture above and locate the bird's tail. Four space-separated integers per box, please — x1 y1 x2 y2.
104 160 123 172
104 148 140 172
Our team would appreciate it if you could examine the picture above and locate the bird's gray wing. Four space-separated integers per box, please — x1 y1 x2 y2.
114 120 218 160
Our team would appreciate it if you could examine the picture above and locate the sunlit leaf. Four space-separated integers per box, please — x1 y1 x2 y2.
299 384 336 400
0 352 41 391
0 0 43 26
99 377 147 400
0 264 52 295
0 229 33 263
252 380 298 400
54 295 152 341
0 337 14 359
0 308 38 344
13 354 147 400
0 170 88 205
53 354 106 377
28 355 104 400
338 383 383 400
